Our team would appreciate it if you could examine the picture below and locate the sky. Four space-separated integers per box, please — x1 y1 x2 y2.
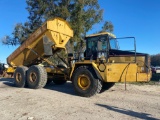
0 0 160 63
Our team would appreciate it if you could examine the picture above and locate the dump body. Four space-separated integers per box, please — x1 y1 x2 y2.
7 18 73 67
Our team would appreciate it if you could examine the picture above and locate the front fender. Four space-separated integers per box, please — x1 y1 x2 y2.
70 62 104 81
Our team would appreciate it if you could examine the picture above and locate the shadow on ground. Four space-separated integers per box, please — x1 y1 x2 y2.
96 103 159 120
44 82 76 96
0 77 15 87
0 78 75 96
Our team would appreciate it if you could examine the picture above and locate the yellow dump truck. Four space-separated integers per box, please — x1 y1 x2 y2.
7 18 151 97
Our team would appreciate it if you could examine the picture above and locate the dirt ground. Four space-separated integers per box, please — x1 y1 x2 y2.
0 78 160 120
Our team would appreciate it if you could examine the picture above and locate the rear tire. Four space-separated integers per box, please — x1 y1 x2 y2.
72 66 102 97
14 66 28 88
27 65 47 89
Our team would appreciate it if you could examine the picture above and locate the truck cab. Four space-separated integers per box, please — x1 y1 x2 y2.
85 32 118 60
74 32 151 82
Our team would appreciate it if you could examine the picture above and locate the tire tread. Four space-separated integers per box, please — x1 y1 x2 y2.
72 66 102 97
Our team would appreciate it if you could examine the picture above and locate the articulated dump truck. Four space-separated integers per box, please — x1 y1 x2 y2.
7 18 152 97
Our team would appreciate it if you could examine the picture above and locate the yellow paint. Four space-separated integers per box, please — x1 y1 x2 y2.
7 18 73 67
137 73 151 82
86 32 116 38
105 63 136 82
103 63 150 82
45 67 64 74
6 67 15 73
78 74 91 90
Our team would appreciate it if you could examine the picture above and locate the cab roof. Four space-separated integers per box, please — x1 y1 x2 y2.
86 32 116 38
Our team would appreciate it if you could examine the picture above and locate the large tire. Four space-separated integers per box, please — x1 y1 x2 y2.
72 66 102 97
14 66 28 88
27 65 47 89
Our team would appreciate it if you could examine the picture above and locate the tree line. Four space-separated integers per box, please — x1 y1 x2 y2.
150 54 160 67
1 0 113 46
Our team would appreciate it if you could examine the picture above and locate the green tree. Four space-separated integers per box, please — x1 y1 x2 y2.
2 0 113 45
99 21 114 33
151 54 160 66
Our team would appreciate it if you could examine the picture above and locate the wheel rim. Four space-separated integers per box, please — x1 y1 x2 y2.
29 72 37 83
78 74 91 90
16 72 22 82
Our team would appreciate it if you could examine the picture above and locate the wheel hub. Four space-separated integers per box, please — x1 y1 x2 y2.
16 72 22 82
78 75 91 90
29 72 37 83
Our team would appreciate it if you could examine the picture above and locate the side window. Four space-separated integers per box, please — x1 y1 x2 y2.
86 36 109 57
97 37 107 51
110 39 118 49
88 40 92 49
86 37 98 58
91 41 97 52
102 41 107 50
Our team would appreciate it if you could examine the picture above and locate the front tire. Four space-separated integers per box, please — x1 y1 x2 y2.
72 66 102 97
27 65 47 89
14 66 28 87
